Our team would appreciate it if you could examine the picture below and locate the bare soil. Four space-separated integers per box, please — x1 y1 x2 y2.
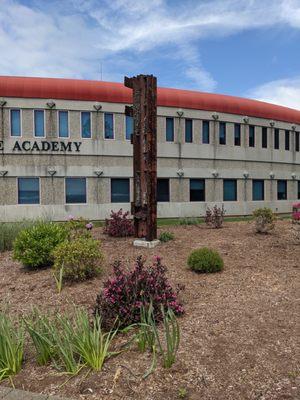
0 220 299 400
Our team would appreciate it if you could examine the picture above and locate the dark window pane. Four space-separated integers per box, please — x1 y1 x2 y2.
252 180 264 201
277 180 287 200
11 109 21 137
219 122 226 145
274 128 280 149
81 112 91 138
34 110 45 137
157 178 169 202
166 117 174 142
125 115 133 140
105 113 114 139
234 123 241 146
249 125 255 147
202 120 210 144
59 111 69 138
296 132 300 152
66 178 86 203
18 178 39 204
285 131 290 151
223 179 237 201
190 179 205 201
262 127 268 148
298 181 300 200
111 178 130 203
185 119 193 143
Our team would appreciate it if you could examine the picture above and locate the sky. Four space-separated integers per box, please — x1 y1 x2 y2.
0 0 300 109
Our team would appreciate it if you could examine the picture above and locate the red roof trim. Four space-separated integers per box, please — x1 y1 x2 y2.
0 76 299 124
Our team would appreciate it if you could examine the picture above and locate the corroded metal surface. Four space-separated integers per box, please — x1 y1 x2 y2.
124 74 157 241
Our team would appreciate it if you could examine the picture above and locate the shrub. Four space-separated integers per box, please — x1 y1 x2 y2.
52 237 104 282
188 247 223 273
13 222 68 269
94 255 184 329
65 215 93 240
253 207 275 234
0 220 37 253
159 231 174 242
205 205 225 228
103 209 134 237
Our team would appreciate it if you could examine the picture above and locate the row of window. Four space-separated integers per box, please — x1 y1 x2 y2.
17 177 300 205
9 109 300 151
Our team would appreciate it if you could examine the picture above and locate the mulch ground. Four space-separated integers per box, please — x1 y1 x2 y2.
0 220 299 400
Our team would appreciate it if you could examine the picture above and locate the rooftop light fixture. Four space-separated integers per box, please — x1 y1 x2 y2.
0 99 7 108
176 169 184 178
269 120 275 127
212 112 219 120
46 100 56 109
0 170 8 176
243 116 249 124
47 167 57 176
212 170 219 178
93 102 102 111
243 171 249 179
269 171 275 179
94 170 103 177
291 125 296 131
291 172 297 180
176 109 184 118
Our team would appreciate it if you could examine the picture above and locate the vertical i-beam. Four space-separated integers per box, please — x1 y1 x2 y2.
124 74 157 241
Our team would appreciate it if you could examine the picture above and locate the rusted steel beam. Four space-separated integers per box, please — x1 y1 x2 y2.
124 74 157 241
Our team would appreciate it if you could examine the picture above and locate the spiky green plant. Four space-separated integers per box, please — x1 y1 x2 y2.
136 304 156 353
0 313 25 381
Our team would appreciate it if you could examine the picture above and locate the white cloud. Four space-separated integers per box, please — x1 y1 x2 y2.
0 0 300 91
247 77 300 110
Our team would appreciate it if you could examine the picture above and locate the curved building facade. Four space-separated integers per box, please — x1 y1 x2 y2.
0 76 299 222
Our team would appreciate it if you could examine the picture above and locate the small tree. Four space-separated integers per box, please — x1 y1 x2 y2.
205 205 225 229
253 207 275 234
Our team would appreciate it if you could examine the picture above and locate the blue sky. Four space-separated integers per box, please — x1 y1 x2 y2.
0 0 300 109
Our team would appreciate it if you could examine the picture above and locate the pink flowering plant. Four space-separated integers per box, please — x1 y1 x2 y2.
103 209 134 237
94 255 184 329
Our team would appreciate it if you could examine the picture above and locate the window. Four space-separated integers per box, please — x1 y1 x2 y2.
18 178 40 204
285 130 290 151
81 112 91 138
185 119 193 143
277 180 287 200
223 179 237 201
157 178 170 202
234 123 241 146
65 178 86 204
34 110 45 137
111 178 130 203
219 122 226 145
249 125 255 147
252 180 264 201
296 132 300 152
274 128 280 150
202 120 210 144
10 109 21 137
298 181 300 199
262 127 268 148
104 113 114 139
125 115 133 141
166 117 174 142
190 179 205 201
59 111 69 138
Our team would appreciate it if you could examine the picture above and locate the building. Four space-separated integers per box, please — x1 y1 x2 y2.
0 75 299 222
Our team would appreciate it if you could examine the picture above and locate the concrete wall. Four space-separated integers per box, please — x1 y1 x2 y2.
0 97 299 221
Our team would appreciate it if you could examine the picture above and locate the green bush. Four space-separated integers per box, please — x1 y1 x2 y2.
159 231 175 242
253 207 275 234
13 222 68 269
178 217 200 226
52 237 104 282
0 220 37 252
187 247 223 273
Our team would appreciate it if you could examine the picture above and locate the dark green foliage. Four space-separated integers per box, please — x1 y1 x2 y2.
159 231 175 242
52 237 104 282
13 222 68 269
187 247 223 273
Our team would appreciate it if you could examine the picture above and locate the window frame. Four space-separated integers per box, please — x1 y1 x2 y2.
202 120 210 144
219 122 226 145
295 132 300 152
262 126 268 149
125 114 133 141
10 108 22 137
234 123 241 146
277 180 287 201
33 109 46 138
65 177 87 204
104 112 115 140
285 130 290 151
17 177 40 205
190 178 205 202
274 128 280 150
166 117 175 142
157 178 170 202
223 179 237 202
58 110 70 139
111 178 130 203
249 125 255 147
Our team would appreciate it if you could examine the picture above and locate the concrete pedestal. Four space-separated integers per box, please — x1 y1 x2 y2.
133 239 160 248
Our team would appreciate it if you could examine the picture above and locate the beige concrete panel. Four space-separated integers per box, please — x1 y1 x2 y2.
0 177 17 205
22 109 33 138
45 109 57 138
157 116 165 143
69 111 81 139
192 119 201 144
226 123 234 147
41 177 65 205
171 178 188 202
114 113 124 141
